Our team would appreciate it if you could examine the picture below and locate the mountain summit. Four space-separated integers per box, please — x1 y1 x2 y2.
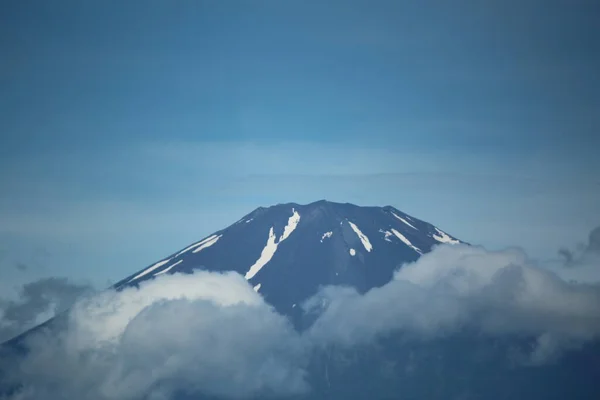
114 200 462 314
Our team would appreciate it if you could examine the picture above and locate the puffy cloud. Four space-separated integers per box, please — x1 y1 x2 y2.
305 244 600 363
1 272 307 400
2 245 600 399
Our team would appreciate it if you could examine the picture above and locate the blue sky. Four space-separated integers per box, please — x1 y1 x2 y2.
1 0 599 289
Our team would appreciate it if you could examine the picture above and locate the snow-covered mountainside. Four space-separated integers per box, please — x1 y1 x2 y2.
114 200 463 314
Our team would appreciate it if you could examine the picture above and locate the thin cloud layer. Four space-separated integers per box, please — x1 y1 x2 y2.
589 226 600 253
2 245 600 399
0 277 93 343
554 225 600 283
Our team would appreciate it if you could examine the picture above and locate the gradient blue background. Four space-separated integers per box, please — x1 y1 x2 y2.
1 0 599 289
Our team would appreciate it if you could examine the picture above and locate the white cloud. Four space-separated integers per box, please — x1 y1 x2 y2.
306 244 600 363
2 272 307 400
3 245 600 399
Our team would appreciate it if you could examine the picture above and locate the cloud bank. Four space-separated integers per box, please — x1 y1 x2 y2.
1 272 307 400
307 244 600 364
2 243 600 399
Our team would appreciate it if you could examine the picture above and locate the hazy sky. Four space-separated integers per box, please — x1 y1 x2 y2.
1 0 599 289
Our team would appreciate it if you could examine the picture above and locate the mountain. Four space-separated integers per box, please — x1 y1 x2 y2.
2 200 461 347
3 201 600 400
0 200 466 398
113 200 463 315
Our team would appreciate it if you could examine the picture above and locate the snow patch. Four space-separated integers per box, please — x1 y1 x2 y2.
379 229 393 242
391 211 418 230
391 229 422 254
128 259 172 283
348 221 373 252
245 209 301 280
253 283 261 292
192 234 222 253
280 208 301 242
245 218 253 223
433 227 460 244
154 260 183 276
320 231 333 242
349 248 356 256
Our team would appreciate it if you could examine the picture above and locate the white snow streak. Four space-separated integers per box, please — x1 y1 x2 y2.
391 212 418 230
348 221 373 252
154 260 183 276
245 209 301 280
433 227 460 244
245 218 254 223
245 227 278 280
391 229 422 254
321 231 333 242
191 234 222 253
175 234 218 257
349 248 356 256
253 283 262 292
128 259 172 283
279 209 301 242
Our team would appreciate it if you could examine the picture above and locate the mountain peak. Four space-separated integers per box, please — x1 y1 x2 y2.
262 199 345 209
113 201 463 316
256 200 391 214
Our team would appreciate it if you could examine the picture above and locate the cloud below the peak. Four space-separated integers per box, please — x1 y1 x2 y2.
306 244 600 364
0 277 93 343
2 242 600 399
1 272 308 400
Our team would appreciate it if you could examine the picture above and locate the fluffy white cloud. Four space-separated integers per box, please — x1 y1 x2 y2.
2 245 600 399
2 272 307 400
306 244 600 363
